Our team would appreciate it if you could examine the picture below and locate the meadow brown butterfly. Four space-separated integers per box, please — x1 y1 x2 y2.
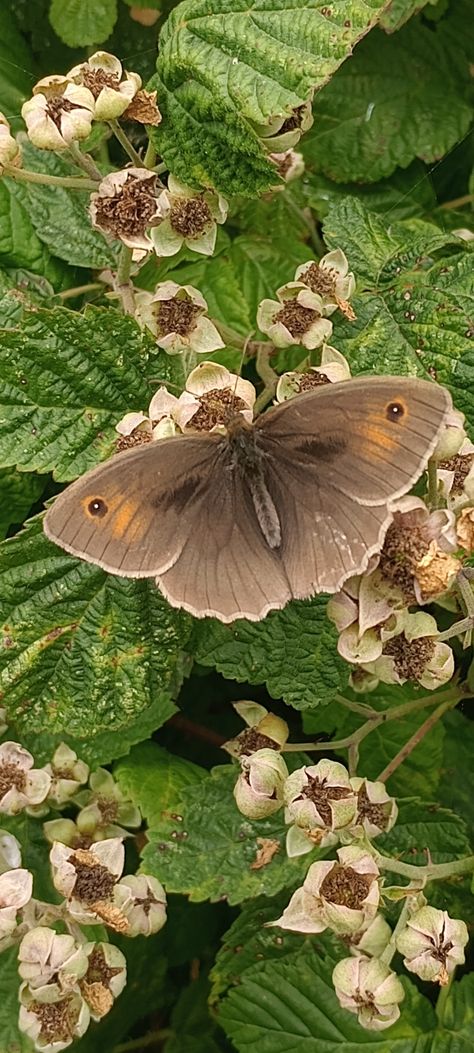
44 375 451 622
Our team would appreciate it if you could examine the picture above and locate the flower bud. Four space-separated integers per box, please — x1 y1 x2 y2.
75 767 141 839
348 914 392 958
234 749 288 819
44 744 89 807
396 906 468 984
223 701 289 758
0 112 21 169
332 955 404 1031
18 927 89 993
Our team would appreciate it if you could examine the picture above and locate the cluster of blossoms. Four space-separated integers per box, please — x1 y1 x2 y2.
227 705 469 1030
257 248 356 350
0 740 166 1050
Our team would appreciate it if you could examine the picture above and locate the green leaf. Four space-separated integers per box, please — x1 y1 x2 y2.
194 596 348 712
378 798 471 867
165 976 221 1053
0 8 36 131
116 742 206 830
0 179 66 286
151 0 387 196
356 710 446 799
438 710 474 844
49 0 118 46
17 143 117 270
139 759 323 905
322 199 474 422
302 161 437 221
229 235 311 324
431 975 474 1053
379 0 435 33
0 813 57 902
0 305 159 481
0 468 44 539
219 944 433 1052
0 516 190 739
308 20 472 183
0 947 29 1053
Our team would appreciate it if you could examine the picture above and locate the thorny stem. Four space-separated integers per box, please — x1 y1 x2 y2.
254 344 279 414
335 694 378 717
58 282 103 300
109 119 143 166
427 458 440 508
373 852 474 882
67 141 102 180
2 163 97 191
437 616 473 643
377 696 458 783
115 244 135 316
282 687 462 753
457 569 474 617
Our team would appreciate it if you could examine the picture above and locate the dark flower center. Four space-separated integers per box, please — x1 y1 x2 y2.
299 262 337 296
46 96 81 128
279 105 306 134
71 855 116 902
81 68 121 98
116 431 153 453
238 729 278 755
189 388 246 431
154 297 201 337
356 784 389 831
379 517 431 601
439 453 474 495
0 762 26 799
85 946 122 986
32 995 78 1042
296 370 330 392
384 633 435 681
94 174 157 237
320 864 373 909
301 775 351 826
274 301 319 338
170 197 212 238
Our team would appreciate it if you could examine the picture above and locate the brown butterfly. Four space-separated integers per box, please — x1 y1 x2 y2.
44 376 451 622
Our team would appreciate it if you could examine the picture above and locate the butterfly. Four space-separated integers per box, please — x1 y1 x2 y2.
44 375 451 622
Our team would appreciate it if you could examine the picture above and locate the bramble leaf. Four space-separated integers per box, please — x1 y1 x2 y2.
0 8 36 131
0 516 190 739
151 0 387 196
194 597 348 712
49 0 118 46
307 20 472 183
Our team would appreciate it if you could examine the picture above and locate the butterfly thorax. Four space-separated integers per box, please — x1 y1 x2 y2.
226 422 282 550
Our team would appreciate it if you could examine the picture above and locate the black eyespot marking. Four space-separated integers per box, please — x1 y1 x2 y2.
386 401 405 423
87 498 108 518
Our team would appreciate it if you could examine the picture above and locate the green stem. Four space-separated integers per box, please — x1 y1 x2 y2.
143 139 157 169
427 458 440 508
347 742 359 776
440 193 474 210
2 164 97 191
377 697 459 783
115 244 135 316
113 1030 174 1053
109 119 143 166
254 344 278 414
58 282 103 301
436 972 454 1023
154 161 167 175
374 852 474 882
437 616 473 643
379 893 417 967
457 570 474 617
335 694 378 717
282 688 462 754
68 141 102 180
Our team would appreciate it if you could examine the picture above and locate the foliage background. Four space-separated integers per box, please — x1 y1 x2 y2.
0 0 473 1049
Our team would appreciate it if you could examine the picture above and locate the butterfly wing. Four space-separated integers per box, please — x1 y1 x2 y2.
257 375 451 595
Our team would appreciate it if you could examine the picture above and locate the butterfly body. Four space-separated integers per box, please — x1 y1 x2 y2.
44 376 452 622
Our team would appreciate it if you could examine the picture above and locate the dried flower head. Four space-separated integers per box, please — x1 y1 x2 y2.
276 345 351 402
456 506 474 553
135 281 224 355
438 438 474 511
151 175 228 257
50 838 128 931
173 361 256 434
223 701 289 758
365 610 454 691
0 111 21 169
268 149 305 185
396 906 468 985
271 846 380 935
254 101 313 151
332 955 404 1031
346 778 398 839
295 249 356 319
0 742 51 814
257 282 333 349
67 51 141 120
234 748 289 819
19 983 90 1051
284 759 357 839
123 88 162 126
90 168 161 260
377 496 459 604
22 75 95 150
80 942 127 1019
113 873 167 936
115 386 182 449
